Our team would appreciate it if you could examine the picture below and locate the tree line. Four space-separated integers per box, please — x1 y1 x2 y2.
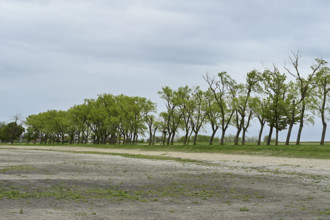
6 53 330 146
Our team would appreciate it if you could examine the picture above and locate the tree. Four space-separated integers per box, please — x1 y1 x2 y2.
239 96 254 145
262 67 289 145
97 94 120 144
158 112 169 145
176 86 193 145
233 70 261 145
283 81 300 145
190 87 207 145
204 72 237 145
158 86 176 145
2 122 25 144
313 64 330 145
8 114 24 144
67 103 91 144
204 89 221 145
140 98 157 145
0 122 8 142
285 52 327 145
151 119 160 145
250 97 267 145
25 114 43 144
158 86 185 145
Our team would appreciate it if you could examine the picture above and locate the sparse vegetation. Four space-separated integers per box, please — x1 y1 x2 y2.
240 206 249 211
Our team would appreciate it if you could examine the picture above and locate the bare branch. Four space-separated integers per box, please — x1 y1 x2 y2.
203 72 215 88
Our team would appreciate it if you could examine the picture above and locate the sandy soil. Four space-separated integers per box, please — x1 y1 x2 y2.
0 146 329 219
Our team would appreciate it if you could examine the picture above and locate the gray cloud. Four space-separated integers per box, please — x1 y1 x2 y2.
0 0 329 140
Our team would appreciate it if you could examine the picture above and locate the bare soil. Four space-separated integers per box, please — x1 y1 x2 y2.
0 145 329 219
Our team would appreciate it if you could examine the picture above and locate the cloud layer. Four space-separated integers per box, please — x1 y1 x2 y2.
1 0 329 140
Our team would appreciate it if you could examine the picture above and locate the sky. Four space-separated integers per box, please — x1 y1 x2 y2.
1 0 330 141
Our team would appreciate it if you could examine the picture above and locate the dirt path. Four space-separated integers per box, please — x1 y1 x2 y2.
1 145 330 169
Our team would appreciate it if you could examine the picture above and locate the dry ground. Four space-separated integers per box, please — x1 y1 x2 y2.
0 146 329 219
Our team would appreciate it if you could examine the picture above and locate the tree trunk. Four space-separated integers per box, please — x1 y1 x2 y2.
257 123 264 146
148 125 152 146
184 131 189 145
152 127 157 145
123 133 126 145
135 134 138 145
220 129 226 145
286 100 296 145
162 131 167 145
242 112 253 146
193 133 198 145
170 132 175 145
81 134 84 144
241 129 246 146
285 122 294 145
275 128 279 146
320 122 327 145
320 87 328 145
167 132 172 145
267 126 273 145
234 128 241 145
296 104 305 145
209 127 218 145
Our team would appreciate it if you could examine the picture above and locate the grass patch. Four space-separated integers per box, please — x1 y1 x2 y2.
0 165 36 173
0 183 217 202
240 206 249 211
0 186 138 201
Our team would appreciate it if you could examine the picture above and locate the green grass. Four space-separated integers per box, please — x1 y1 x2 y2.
240 206 249 212
0 165 36 173
0 186 137 201
0 182 220 202
2 142 330 159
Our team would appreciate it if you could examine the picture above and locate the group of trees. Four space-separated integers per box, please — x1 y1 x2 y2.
204 53 330 146
158 54 329 146
5 53 329 146
24 94 156 145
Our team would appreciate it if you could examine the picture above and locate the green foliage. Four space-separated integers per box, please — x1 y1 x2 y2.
262 67 290 145
0 122 25 143
25 94 156 145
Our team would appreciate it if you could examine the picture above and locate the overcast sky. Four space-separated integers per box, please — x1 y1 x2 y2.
1 0 330 141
